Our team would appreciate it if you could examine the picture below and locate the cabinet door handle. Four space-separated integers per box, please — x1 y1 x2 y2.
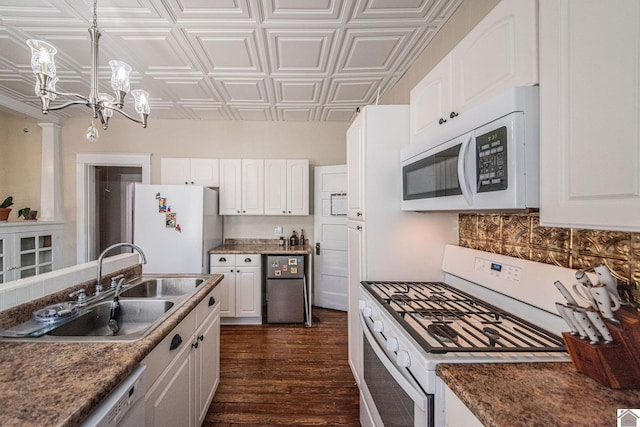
439 117 447 124
230 269 234 273
170 334 183 351
244 257 252 262
191 341 199 349
356 212 362 217
208 296 216 306
237 269 240 273
184 181 188 184
243 210 246 213
282 210 286 214
237 210 241 214
357 225 362 230
450 111 459 119
198 334 204 342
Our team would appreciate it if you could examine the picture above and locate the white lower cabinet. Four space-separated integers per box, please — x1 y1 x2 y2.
143 288 221 427
347 220 364 386
210 254 262 322
443 382 483 427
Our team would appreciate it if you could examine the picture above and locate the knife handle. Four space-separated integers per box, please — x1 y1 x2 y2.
585 310 613 344
554 280 579 306
572 308 600 344
555 303 579 336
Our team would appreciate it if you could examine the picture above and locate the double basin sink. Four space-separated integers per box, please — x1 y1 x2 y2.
1 276 206 342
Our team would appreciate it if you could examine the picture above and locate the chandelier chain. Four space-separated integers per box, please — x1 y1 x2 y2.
92 0 98 29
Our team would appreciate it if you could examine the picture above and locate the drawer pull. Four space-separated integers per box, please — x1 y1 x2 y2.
244 257 252 262
198 334 204 342
219 257 226 262
170 334 183 351
191 341 199 349
208 296 216 306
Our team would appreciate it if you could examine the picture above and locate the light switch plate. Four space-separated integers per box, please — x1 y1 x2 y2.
274 226 283 236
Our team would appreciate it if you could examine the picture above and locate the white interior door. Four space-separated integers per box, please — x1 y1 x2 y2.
313 165 348 311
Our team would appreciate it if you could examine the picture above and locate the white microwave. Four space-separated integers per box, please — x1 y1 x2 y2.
400 86 540 212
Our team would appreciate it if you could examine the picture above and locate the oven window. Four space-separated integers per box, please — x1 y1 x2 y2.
363 336 415 427
402 143 462 200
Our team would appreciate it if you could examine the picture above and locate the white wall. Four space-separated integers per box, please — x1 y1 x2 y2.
0 112 42 217
59 118 349 267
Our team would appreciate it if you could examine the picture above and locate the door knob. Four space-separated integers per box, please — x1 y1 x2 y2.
315 243 320 255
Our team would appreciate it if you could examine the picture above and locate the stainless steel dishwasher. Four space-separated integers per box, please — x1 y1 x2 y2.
266 255 305 323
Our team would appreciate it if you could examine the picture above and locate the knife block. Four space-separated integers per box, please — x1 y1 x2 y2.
562 308 640 389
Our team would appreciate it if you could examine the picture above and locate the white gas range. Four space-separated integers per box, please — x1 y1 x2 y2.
358 244 573 427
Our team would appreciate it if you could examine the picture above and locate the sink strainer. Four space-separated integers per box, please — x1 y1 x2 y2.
32 302 79 324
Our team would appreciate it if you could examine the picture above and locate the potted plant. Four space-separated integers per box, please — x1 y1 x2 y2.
0 196 13 221
18 207 38 221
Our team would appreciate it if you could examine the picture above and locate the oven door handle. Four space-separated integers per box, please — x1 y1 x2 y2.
360 312 428 411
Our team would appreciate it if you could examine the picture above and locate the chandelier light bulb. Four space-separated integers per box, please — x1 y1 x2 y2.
131 89 150 115
26 39 57 77
109 60 132 94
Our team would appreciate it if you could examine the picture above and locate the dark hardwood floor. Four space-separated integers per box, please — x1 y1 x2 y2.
204 307 360 426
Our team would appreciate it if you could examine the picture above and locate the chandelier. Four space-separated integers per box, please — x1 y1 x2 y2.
26 0 150 135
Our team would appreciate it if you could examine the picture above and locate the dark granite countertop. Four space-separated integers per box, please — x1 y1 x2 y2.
437 362 640 426
209 238 312 255
0 273 223 427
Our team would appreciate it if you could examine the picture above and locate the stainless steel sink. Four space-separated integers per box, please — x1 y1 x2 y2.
46 299 174 339
0 274 213 342
120 277 204 298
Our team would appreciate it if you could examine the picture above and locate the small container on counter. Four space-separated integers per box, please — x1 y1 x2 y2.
289 231 299 246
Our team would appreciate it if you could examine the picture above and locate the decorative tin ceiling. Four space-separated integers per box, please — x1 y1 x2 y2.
0 0 461 121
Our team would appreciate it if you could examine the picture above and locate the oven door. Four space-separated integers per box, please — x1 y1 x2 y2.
360 311 433 427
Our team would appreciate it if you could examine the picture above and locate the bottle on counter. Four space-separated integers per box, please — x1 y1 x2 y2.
300 229 305 246
289 230 299 246
279 235 285 246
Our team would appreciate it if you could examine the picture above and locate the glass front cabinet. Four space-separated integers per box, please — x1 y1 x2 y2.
0 224 62 284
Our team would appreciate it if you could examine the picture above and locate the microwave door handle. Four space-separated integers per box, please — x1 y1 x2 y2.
457 134 474 206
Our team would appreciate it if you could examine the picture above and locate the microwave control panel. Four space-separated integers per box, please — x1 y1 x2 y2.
476 126 507 192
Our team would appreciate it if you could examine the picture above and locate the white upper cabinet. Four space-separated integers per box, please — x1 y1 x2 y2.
347 114 365 220
287 160 310 216
241 159 264 216
410 0 538 145
264 160 287 215
539 0 640 232
410 56 452 139
161 158 219 187
265 159 309 216
219 159 243 215
219 159 264 215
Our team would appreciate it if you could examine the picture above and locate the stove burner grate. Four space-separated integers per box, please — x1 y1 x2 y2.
362 281 566 354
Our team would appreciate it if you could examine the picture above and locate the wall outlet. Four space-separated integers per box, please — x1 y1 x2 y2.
274 226 283 236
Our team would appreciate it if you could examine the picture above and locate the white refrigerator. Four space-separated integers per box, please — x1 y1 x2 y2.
133 184 222 274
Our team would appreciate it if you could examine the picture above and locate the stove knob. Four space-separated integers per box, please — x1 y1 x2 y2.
362 306 372 317
397 350 411 368
386 337 399 352
373 320 384 332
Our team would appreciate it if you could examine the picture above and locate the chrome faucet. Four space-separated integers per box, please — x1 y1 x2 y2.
96 243 147 296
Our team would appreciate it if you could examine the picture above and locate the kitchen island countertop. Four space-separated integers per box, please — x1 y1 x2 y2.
210 238 312 255
0 273 223 427
437 361 640 426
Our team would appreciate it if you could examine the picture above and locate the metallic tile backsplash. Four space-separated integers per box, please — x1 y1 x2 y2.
459 213 640 301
